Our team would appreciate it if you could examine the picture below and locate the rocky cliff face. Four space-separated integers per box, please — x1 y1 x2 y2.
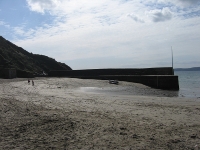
0 36 72 75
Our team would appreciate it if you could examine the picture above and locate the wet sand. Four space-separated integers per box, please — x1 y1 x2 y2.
0 78 200 149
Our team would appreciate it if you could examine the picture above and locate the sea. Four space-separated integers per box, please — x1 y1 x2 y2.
80 71 200 98
175 71 200 98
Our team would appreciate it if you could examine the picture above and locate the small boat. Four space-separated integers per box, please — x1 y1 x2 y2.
109 80 119 84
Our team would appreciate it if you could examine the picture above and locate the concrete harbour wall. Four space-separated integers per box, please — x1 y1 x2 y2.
48 67 179 90
49 67 174 77
2 68 16 79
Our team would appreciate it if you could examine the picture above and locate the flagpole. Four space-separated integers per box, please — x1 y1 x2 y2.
171 46 173 69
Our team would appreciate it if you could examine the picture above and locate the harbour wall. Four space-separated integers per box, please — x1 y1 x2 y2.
0 68 16 79
0 68 34 78
48 67 179 90
49 67 174 76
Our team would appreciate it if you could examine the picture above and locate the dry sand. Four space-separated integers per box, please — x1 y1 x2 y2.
0 77 200 150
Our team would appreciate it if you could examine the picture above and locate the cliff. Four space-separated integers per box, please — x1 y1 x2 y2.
0 36 72 75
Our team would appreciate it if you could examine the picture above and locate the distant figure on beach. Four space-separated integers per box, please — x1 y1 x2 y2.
28 79 30 84
32 80 34 86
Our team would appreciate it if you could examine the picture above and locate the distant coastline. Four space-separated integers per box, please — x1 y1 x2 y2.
174 67 200 71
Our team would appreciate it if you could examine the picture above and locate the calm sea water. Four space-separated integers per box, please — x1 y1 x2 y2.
175 71 200 98
80 71 200 98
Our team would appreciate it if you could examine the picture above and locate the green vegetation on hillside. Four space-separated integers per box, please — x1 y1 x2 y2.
0 36 72 75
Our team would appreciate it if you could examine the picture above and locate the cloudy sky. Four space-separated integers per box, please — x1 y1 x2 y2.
0 0 200 69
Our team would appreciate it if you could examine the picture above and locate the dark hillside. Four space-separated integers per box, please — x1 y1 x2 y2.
0 36 72 75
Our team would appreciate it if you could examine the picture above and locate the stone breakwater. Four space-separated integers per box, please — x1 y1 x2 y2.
49 67 179 90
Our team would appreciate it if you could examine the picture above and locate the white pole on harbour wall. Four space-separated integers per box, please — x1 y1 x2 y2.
171 46 173 69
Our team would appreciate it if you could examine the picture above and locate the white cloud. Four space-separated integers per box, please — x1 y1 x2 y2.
149 7 172 22
11 0 200 69
0 21 10 28
26 0 60 14
127 14 145 23
13 26 25 35
0 21 4 26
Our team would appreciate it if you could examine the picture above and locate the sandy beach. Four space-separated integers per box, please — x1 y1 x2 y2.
0 77 200 149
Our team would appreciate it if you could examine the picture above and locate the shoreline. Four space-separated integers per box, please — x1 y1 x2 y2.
0 77 200 149
1 77 199 98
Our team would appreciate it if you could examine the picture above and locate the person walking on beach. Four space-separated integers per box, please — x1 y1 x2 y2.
28 79 30 84
32 80 34 86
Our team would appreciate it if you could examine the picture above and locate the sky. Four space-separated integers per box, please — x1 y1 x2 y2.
0 0 200 70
